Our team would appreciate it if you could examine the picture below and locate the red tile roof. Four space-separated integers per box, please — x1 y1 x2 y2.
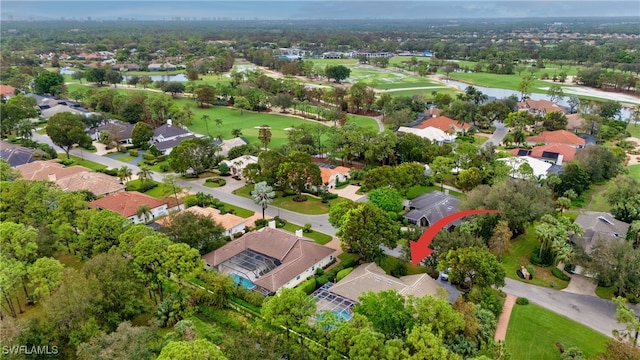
527 130 585 147
517 99 566 114
511 143 578 162
415 115 471 132
320 166 351 184
90 191 166 217
0 85 16 97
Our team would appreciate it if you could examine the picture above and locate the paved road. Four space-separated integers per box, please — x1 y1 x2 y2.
482 120 509 148
32 132 338 236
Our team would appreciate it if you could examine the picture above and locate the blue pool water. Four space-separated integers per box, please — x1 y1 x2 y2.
334 310 352 321
231 274 256 290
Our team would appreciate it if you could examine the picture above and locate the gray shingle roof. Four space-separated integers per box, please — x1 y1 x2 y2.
153 124 190 138
573 211 630 253
153 134 196 151
403 191 460 226
0 141 37 167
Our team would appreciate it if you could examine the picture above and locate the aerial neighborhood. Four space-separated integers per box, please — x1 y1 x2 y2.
1 6 640 360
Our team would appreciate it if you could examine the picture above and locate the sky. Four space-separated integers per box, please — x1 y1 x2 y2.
1 1 639 21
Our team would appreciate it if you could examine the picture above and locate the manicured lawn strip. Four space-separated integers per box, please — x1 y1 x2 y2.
501 224 569 290
506 303 608 360
389 87 459 99
57 154 107 171
233 184 348 215
338 252 361 264
125 179 175 198
627 124 640 138
473 135 489 145
219 202 254 218
373 80 440 90
346 114 379 130
595 286 617 300
113 155 136 163
405 185 464 200
584 185 612 212
628 164 640 182
280 222 333 245
445 71 550 92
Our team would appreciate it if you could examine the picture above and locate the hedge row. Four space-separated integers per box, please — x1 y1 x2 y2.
551 267 571 281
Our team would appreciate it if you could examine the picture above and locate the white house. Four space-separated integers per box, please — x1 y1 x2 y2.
497 156 557 180
397 126 457 145
221 155 258 179
152 122 193 143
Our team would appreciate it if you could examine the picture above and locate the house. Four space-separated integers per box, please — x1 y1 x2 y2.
510 143 578 165
15 160 88 181
55 171 126 197
497 156 562 179
572 211 630 254
90 191 184 224
327 263 442 303
155 206 247 237
201 224 336 294
526 130 586 149
403 190 460 227
152 123 193 143
566 113 585 133
517 99 567 115
216 137 248 158
318 163 351 189
148 63 177 71
414 115 471 134
0 141 38 167
220 155 258 179
89 121 134 144
152 134 197 156
397 126 457 145
40 105 89 119
0 85 17 99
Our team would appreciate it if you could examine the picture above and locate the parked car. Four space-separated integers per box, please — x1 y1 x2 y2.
440 268 451 281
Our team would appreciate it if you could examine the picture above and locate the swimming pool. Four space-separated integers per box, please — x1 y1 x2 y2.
231 274 256 290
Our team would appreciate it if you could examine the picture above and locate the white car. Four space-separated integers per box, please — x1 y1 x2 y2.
440 268 451 281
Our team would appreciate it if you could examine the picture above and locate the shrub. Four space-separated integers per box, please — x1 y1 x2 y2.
516 297 530 305
254 219 268 229
142 152 156 161
468 287 504 317
97 168 118 177
298 278 317 295
339 254 361 269
316 275 329 286
530 246 554 266
234 286 265 308
303 223 312 233
205 178 227 187
59 159 75 166
274 216 287 228
552 267 571 281
336 267 355 282
218 162 230 176
159 163 170 172
128 149 139 157
315 268 324 276
525 265 535 278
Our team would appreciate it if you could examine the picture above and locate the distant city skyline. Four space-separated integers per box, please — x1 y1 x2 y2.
2 1 639 21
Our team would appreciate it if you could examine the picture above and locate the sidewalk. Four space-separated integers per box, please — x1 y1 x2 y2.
494 294 517 341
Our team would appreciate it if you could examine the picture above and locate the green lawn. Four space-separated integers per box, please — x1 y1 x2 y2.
584 185 612 212
595 286 617 300
125 179 175 198
175 99 335 148
506 303 609 360
57 154 108 171
405 185 464 200
446 71 550 92
346 114 379 130
627 124 640 138
629 164 640 182
233 184 348 215
501 224 569 290
378 254 429 276
388 87 459 99
473 135 489 145
113 155 137 163
280 222 333 245
219 202 254 218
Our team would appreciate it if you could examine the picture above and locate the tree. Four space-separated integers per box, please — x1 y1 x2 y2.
77 322 159 360
72 70 85 84
403 324 458 360
1 95 38 136
157 339 227 360
277 152 322 201
0 159 21 181
367 188 404 213
131 234 172 303
85 67 107 86
136 165 153 189
517 75 534 100
16 119 33 140
335 202 400 261
161 82 186 97
325 65 351 83
543 111 568 131
456 167 483 192
161 212 225 254
27 257 64 301
33 71 65 95
132 122 153 148
535 214 582 261
139 76 152 89
233 96 251 115
136 205 153 224
354 290 413 339
168 138 218 177
547 84 565 103
105 70 123 88
45 112 91 159
568 95 580 114
488 220 512 261
262 288 316 337
441 247 506 290
258 125 272 150
431 156 455 191
574 145 623 184
251 181 276 219
272 93 294 113
606 175 640 223
586 240 640 298
194 85 216 107
231 128 243 138
613 296 640 347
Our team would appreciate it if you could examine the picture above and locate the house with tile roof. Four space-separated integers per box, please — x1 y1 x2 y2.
0 85 17 99
510 143 578 165
15 160 89 181
328 263 442 302
220 155 258 179
397 126 457 145
565 113 585 133
526 130 586 149
414 115 471 134
572 211 630 254
517 99 567 115
403 191 461 227
155 206 248 237
89 121 134 144
318 163 351 189
56 171 126 197
201 225 336 294
0 141 38 167
90 191 184 224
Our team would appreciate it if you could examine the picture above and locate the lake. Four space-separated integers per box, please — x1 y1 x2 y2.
123 74 188 82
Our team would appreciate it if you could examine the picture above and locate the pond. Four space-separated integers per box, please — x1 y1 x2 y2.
123 74 188 82
60 67 76 75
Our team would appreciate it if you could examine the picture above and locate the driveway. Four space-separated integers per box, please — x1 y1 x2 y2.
482 120 509 148
562 273 598 297
330 185 366 202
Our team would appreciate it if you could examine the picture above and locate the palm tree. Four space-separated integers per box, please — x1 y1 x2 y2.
137 165 153 189
202 114 211 137
16 119 33 139
251 181 275 219
162 174 184 206
231 128 243 138
215 118 223 128
136 204 153 223
556 196 571 213
117 165 133 184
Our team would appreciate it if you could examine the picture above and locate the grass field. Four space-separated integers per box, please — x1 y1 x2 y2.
233 184 347 215
281 222 333 245
446 71 551 92
506 303 609 360
595 286 617 300
57 154 108 171
583 185 612 212
388 87 459 99
126 179 175 198
627 124 640 138
501 224 569 290
219 202 254 218
628 164 640 182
